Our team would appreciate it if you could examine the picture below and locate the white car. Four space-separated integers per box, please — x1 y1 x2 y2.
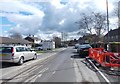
0 45 37 65
35 46 43 50
75 44 80 49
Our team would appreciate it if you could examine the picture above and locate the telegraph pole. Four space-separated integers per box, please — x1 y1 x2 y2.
118 1 120 27
106 0 110 51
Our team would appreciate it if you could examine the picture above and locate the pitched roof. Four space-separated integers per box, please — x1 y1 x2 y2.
0 37 31 44
25 36 40 40
105 27 120 36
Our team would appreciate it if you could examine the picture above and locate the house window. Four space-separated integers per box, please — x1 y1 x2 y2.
111 36 114 39
116 35 118 39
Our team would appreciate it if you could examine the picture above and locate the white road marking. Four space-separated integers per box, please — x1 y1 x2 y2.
70 58 73 60
88 59 111 84
22 65 43 76
30 75 40 82
52 71 56 75
38 74 42 77
25 75 37 82
39 67 49 74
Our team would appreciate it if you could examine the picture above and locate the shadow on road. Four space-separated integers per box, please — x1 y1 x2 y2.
72 51 77 54
71 54 86 59
0 62 18 68
0 59 34 68
71 55 81 59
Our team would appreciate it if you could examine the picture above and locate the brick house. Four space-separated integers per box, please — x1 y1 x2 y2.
104 27 120 52
104 27 120 42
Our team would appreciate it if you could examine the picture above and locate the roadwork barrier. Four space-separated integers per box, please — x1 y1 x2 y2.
89 48 120 67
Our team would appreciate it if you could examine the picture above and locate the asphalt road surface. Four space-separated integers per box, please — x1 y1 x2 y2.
1 47 119 83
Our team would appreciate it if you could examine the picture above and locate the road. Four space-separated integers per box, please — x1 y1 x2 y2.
0 47 119 83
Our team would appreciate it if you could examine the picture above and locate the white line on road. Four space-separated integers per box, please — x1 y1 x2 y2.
38 67 49 74
22 65 43 76
88 59 111 84
38 74 42 77
25 75 37 82
52 71 56 75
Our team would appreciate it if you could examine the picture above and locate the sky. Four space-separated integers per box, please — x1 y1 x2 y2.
0 0 119 40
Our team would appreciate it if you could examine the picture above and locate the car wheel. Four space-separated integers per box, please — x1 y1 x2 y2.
18 57 24 65
33 54 37 60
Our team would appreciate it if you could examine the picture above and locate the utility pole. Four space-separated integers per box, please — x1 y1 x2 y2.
118 1 120 27
106 0 110 51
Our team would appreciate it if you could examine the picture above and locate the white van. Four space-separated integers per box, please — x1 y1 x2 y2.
0 46 37 65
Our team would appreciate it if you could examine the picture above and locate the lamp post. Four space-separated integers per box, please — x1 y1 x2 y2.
118 1 120 27
106 0 110 51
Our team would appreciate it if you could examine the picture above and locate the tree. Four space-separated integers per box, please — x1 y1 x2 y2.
92 13 106 36
77 13 93 35
77 12 107 40
10 33 22 39
113 1 120 27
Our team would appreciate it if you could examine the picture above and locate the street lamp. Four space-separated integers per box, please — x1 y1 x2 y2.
106 0 110 51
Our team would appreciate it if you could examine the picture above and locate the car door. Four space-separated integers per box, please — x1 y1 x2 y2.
25 47 34 60
28 48 35 59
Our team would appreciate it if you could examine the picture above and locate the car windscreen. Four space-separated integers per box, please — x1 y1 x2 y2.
80 45 91 48
0 47 12 53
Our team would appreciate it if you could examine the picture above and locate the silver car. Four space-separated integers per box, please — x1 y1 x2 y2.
0 45 37 65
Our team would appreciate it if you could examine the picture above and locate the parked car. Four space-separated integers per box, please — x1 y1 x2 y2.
0 45 37 65
77 45 81 53
77 44 92 57
74 43 80 49
35 46 43 51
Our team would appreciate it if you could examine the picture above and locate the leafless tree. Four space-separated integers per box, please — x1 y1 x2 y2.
77 13 93 35
92 13 106 36
77 12 107 38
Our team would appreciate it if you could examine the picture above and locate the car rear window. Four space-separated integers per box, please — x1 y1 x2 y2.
80 44 91 48
0 47 12 53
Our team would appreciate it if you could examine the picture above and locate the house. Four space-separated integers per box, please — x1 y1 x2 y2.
104 27 120 43
104 28 120 52
25 36 42 47
78 34 99 44
41 40 55 50
0 37 32 47
25 36 42 44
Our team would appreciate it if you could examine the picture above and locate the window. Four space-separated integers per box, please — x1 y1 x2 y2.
25 47 31 51
116 35 118 39
16 47 25 52
16 47 21 52
0 47 12 53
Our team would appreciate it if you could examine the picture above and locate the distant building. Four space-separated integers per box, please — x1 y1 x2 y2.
68 39 78 46
104 27 120 43
104 28 120 52
0 37 31 47
25 36 42 44
25 36 42 47
53 37 61 48
41 40 55 50
78 34 99 44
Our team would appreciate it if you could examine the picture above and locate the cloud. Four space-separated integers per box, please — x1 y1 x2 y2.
0 1 44 35
0 0 119 40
